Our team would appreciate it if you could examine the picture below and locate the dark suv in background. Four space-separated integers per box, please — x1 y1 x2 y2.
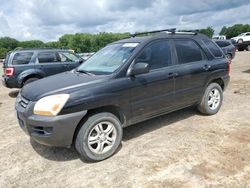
214 40 236 60
15 29 230 161
2 48 83 88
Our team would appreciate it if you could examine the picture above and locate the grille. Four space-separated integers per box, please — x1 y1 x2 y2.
19 96 30 109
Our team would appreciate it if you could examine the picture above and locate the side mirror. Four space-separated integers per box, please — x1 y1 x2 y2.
128 62 149 76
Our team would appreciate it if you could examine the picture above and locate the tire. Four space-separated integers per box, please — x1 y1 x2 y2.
198 83 223 115
23 77 39 86
246 45 250 51
75 112 123 161
225 53 232 60
237 39 243 43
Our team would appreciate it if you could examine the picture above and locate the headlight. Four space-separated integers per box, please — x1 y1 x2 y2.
33 94 69 116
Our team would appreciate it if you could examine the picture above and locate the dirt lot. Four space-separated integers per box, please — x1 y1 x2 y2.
0 52 250 188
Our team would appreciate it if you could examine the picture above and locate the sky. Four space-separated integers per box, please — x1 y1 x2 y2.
0 0 250 41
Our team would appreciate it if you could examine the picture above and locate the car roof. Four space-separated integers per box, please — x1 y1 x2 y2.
112 32 210 45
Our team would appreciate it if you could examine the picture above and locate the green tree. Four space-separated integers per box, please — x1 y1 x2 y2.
0 37 19 58
18 40 45 48
198 27 214 38
219 24 250 39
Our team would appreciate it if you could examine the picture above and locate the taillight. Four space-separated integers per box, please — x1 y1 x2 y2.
5 67 14 76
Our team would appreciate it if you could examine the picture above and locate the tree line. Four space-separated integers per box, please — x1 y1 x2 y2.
219 24 250 39
0 24 249 59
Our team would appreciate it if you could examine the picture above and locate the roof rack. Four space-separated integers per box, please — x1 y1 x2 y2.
130 28 176 37
176 29 199 35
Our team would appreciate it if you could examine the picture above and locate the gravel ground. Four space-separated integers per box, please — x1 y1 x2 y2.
0 52 250 188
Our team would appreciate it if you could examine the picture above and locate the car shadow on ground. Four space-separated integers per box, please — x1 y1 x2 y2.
30 106 200 162
8 90 19 98
30 139 79 161
123 107 197 141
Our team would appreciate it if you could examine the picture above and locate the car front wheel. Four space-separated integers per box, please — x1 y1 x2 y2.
75 112 123 161
198 83 223 115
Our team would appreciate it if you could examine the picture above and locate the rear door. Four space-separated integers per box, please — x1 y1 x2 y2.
173 39 210 107
129 40 176 123
36 51 68 76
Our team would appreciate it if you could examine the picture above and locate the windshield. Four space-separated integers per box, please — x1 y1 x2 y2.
238 33 245 36
77 43 138 75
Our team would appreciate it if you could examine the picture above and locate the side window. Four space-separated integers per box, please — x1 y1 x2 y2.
12 52 33 65
57 52 80 62
174 40 203 64
246 33 250 36
37 52 58 63
136 40 171 70
202 39 223 58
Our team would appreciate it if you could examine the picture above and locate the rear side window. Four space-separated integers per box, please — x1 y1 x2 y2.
203 39 223 58
12 52 33 65
136 40 171 70
174 40 203 64
37 52 58 63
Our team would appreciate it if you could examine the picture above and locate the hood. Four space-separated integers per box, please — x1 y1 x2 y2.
231 37 238 40
21 70 109 101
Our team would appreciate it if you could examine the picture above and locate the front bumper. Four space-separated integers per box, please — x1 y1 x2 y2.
15 95 87 147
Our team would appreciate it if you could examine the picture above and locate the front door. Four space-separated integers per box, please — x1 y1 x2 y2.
36 51 68 76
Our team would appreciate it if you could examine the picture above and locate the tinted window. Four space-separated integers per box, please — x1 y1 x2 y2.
246 33 250 36
174 40 203 64
203 39 223 58
12 52 33 65
136 40 171 70
37 52 58 63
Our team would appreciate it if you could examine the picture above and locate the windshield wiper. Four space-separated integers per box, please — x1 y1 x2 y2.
75 69 95 76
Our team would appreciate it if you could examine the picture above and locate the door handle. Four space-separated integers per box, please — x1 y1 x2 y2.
203 65 211 71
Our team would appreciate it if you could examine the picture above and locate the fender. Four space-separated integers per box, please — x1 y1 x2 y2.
17 69 46 86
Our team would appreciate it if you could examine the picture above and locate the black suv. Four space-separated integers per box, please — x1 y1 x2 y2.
2 48 83 88
15 29 230 161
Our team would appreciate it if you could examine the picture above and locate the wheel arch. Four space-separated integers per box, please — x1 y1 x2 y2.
72 105 126 146
208 78 225 91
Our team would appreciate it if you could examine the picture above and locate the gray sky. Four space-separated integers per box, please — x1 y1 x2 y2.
0 0 250 41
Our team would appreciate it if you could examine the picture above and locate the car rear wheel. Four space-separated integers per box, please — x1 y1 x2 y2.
237 39 243 43
23 77 39 86
246 45 250 51
225 53 232 60
198 83 223 115
75 112 123 161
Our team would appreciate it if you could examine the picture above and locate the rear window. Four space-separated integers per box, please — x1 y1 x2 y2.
174 40 203 64
203 39 223 58
12 52 33 65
